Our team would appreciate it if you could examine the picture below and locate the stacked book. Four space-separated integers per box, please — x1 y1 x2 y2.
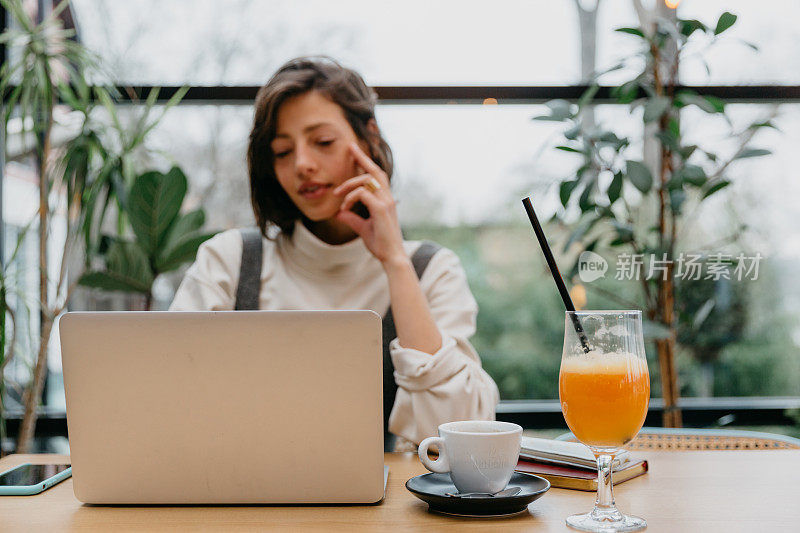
515 437 648 491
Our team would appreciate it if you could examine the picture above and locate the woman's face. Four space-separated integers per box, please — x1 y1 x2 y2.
270 90 367 223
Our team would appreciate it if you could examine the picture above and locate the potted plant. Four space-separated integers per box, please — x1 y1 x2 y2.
537 10 773 425
79 166 216 310
0 0 188 451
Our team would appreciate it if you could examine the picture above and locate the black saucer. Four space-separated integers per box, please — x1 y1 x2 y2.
405 472 550 517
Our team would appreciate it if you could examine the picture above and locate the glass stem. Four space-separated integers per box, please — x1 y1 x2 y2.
595 454 616 512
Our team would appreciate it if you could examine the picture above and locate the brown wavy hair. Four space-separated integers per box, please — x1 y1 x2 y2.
247 56 394 236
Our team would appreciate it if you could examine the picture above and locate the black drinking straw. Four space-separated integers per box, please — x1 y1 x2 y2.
521 196 591 353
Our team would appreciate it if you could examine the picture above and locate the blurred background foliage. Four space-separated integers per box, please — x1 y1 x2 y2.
406 223 800 401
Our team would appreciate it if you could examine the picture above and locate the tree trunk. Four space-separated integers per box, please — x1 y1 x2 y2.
17 315 53 452
656 267 682 427
639 0 682 428
18 91 54 453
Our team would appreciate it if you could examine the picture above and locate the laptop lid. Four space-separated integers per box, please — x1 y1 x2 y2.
59 310 384 504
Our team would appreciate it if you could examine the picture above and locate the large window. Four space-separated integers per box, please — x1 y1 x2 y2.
3 1 800 428
68 0 800 86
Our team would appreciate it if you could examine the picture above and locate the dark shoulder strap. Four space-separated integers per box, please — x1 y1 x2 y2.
409 241 441 280
381 240 442 450
234 227 263 311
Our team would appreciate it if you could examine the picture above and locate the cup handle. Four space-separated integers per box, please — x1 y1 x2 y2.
418 437 450 473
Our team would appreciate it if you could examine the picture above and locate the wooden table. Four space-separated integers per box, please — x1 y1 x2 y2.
1 451 799 532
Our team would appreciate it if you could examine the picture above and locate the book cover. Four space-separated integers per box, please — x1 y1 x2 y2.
519 436 630 469
516 458 648 491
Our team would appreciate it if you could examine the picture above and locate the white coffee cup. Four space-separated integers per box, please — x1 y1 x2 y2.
417 420 523 494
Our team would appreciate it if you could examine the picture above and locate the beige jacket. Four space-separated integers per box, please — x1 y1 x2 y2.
170 222 499 444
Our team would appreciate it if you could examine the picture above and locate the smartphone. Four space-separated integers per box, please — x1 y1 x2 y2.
0 463 72 496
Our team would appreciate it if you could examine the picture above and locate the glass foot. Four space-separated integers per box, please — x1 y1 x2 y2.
566 509 646 532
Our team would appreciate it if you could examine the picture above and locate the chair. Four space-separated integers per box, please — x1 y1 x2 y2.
556 427 800 451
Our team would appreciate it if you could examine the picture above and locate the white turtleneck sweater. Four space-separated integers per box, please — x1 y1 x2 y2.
169 221 500 444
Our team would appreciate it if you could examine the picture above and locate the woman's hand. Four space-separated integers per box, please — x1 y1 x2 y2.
336 142 442 354
334 142 407 267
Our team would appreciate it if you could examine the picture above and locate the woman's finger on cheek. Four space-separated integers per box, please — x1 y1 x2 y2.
333 174 371 196
348 141 372 163
349 142 388 185
340 187 373 213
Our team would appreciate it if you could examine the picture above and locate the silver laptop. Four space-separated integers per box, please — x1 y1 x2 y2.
59 310 385 504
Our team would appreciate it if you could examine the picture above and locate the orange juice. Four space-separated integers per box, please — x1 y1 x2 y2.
559 353 650 449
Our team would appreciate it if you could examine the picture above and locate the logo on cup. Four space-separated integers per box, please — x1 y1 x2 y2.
471 447 508 470
578 251 607 283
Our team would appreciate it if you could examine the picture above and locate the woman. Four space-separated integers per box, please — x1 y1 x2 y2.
170 56 499 449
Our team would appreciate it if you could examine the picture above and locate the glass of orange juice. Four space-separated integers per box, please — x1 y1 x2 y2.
559 310 650 532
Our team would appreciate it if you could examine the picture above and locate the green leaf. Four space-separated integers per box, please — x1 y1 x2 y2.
6 215 36 265
144 85 161 110
703 95 726 113
78 271 142 293
679 144 698 160
564 123 581 140
679 19 707 37
533 115 570 122
50 0 73 21
578 84 599 110
156 231 216 273
167 209 206 240
669 189 686 213
164 85 190 110
595 131 627 149
626 160 653 194
655 130 681 152
733 148 771 160
127 87 162 149
560 180 579 207
96 88 124 134
679 164 707 187
615 27 645 38
158 209 205 259
127 167 188 256
584 238 600 253
555 145 583 153
613 80 640 104
740 40 759 52
714 12 737 35
703 180 732 199
668 117 681 138
563 216 599 252
677 91 724 113
4 0 34 33
542 99 574 121
748 120 777 131
666 171 683 190
608 171 623 204
578 180 596 212
57 81 82 110
612 221 634 243
79 241 153 293
139 86 189 143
